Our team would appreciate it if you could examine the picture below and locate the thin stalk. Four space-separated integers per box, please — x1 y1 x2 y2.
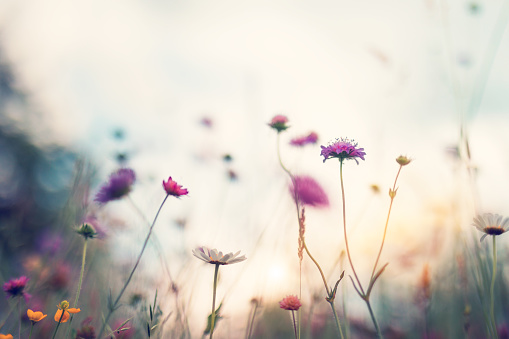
369 165 401 284
366 300 382 339
51 310 65 339
245 301 259 339
328 301 345 339
18 298 21 339
28 322 34 339
210 264 220 339
490 236 499 339
97 194 170 338
65 238 88 338
291 310 298 339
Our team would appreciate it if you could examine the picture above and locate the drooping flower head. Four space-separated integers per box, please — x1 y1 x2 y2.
396 155 412 166
279 295 302 311
3 276 30 302
290 175 329 208
320 138 366 164
54 300 81 323
192 246 246 265
27 309 47 323
268 115 289 133
95 168 136 203
473 213 509 242
162 177 189 197
290 132 318 147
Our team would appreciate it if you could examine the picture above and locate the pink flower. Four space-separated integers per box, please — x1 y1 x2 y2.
163 177 189 197
290 132 318 147
95 168 136 203
268 115 289 132
290 175 329 208
3 276 30 302
320 138 366 164
279 295 302 311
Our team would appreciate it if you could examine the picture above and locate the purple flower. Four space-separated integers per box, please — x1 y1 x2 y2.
290 132 318 147
320 138 366 164
268 115 289 132
290 175 329 208
3 276 30 302
95 168 136 203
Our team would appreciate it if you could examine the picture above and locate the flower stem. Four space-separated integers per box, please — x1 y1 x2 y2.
65 238 88 338
51 310 65 339
245 300 259 339
18 297 21 339
490 236 499 339
291 310 298 339
28 322 34 339
328 301 345 339
366 300 383 339
210 263 220 339
96 194 170 339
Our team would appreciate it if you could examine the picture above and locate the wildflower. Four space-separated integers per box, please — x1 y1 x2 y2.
3 276 30 302
268 115 289 132
27 309 47 322
54 300 81 323
290 175 329 208
320 138 366 164
290 132 318 146
162 177 188 197
0 334 13 339
279 295 302 311
75 317 96 339
95 168 136 203
76 223 97 240
473 213 509 241
192 246 246 265
396 155 412 166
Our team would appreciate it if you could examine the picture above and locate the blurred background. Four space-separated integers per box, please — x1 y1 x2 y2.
0 0 509 338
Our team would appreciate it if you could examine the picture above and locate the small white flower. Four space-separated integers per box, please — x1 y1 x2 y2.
193 246 247 265
473 213 509 241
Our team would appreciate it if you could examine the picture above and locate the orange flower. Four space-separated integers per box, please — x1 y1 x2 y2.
0 334 13 339
54 300 80 323
27 309 47 322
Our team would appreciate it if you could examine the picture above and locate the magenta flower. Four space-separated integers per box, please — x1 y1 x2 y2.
3 276 30 302
290 175 329 208
279 295 302 311
320 138 366 164
290 132 318 147
163 177 189 197
95 168 136 203
268 115 289 132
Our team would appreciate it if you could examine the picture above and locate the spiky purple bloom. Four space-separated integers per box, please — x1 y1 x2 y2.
320 138 366 164
290 175 329 208
94 168 136 203
3 276 30 302
290 132 318 147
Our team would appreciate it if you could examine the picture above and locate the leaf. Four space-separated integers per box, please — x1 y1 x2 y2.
204 303 223 335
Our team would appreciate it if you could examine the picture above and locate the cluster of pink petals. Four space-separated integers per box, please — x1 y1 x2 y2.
320 138 366 164
290 132 318 147
163 177 189 197
290 175 329 208
279 295 302 311
3 276 30 302
192 246 246 265
268 115 289 132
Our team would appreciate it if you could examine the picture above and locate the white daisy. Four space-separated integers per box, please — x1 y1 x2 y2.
473 213 509 241
193 246 246 265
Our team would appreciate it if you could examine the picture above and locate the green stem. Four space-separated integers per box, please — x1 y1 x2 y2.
51 310 65 339
210 264 220 339
291 310 298 339
328 301 345 339
65 238 88 338
28 322 34 339
490 236 499 339
96 194 170 338
18 297 21 339
366 300 383 339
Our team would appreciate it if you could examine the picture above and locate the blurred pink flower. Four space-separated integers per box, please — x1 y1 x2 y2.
268 115 289 132
162 177 188 197
279 295 301 311
290 132 318 147
3 276 30 302
320 138 366 164
290 175 329 208
95 168 136 203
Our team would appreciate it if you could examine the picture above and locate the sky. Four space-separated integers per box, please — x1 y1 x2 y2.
1 0 509 335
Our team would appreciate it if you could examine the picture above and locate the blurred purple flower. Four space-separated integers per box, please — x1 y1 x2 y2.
39 234 63 255
320 138 366 164
95 168 136 203
3 276 30 302
290 132 318 147
268 115 289 132
290 175 329 208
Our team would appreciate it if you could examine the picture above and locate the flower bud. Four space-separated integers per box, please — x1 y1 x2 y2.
396 155 412 166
